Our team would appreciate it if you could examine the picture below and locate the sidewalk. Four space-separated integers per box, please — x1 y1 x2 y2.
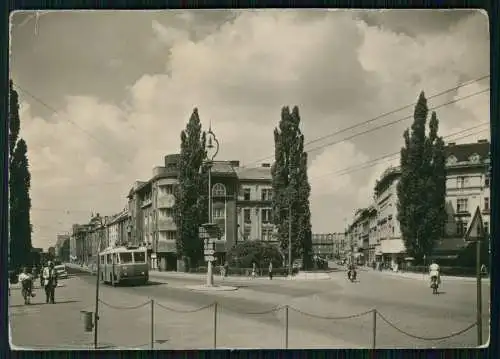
367 268 490 282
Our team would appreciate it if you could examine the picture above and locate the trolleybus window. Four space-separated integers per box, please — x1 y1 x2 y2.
106 254 112 264
133 252 146 263
120 252 133 264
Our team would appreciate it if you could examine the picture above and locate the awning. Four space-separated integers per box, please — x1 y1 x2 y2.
380 239 405 254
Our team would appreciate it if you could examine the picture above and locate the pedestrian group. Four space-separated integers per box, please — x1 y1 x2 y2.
10 261 59 305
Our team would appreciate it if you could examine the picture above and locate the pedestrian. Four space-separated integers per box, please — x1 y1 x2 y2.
224 261 229 279
220 263 225 279
268 261 273 280
42 261 58 304
252 262 257 279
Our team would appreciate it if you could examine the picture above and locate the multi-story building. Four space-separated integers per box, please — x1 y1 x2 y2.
106 208 130 248
234 164 274 244
70 224 89 263
345 206 377 264
311 233 345 258
127 154 251 271
365 139 491 268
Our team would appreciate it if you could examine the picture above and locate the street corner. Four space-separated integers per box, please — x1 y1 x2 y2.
186 284 239 292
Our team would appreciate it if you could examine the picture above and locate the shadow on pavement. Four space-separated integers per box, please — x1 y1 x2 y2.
10 300 80 308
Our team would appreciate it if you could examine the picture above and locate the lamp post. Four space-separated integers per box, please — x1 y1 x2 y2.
205 125 219 287
94 217 104 349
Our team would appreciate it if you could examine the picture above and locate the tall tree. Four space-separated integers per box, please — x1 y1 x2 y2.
271 106 313 269
9 81 33 269
397 92 447 264
173 108 207 271
9 139 33 269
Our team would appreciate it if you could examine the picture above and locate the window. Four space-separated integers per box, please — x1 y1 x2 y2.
261 227 274 241
457 176 468 188
159 185 173 195
100 255 105 264
106 254 112 264
212 183 227 197
166 231 176 240
243 209 251 223
261 209 272 223
456 198 468 213
213 207 225 219
243 188 251 200
119 252 133 264
133 251 146 263
159 208 174 218
484 222 489 235
243 226 251 240
456 221 468 236
261 188 273 201
484 197 490 211
485 176 490 188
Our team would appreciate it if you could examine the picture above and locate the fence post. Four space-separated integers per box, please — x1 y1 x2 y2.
284 305 289 349
213 302 218 349
372 309 377 349
150 299 154 350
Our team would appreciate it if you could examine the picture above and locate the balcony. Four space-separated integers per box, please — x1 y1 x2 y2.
158 217 176 231
141 198 152 208
157 194 175 209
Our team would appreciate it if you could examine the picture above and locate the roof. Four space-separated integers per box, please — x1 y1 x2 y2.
445 141 489 163
211 162 237 177
235 166 272 181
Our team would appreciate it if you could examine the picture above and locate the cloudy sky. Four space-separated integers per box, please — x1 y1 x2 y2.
10 9 489 250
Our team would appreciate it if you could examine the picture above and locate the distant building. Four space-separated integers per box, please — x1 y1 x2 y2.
55 234 70 259
311 233 345 258
348 139 491 268
106 209 130 248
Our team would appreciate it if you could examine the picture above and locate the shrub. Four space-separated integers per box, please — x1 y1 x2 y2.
226 241 283 269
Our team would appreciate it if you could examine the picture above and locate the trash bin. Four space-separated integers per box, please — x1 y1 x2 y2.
80 310 94 332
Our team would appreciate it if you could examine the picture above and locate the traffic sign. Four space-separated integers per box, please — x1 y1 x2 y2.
465 206 485 242
204 249 215 255
204 255 215 262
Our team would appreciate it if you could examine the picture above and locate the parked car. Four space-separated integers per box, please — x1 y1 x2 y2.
54 264 68 279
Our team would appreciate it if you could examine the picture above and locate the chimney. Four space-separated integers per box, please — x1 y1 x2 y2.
230 160 240 167
261 163 271 168
478 139 488 143
448 142 456 146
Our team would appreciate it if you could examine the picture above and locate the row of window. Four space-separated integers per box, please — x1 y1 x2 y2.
456 221 489 236
455 175 490 189
456 197 489 213
99 251 146 265
240 227 274 241
242 208 272 223
241 188 273 201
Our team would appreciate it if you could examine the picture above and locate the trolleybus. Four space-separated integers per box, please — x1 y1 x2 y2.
98 245 149 286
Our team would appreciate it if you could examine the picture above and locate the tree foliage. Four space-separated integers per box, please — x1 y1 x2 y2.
227 241 283 269
271 106 313 269
9 81 33 269
397 92 447 264
173 108 207 269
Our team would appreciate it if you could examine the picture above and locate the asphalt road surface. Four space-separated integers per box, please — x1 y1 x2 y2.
69 269 490 349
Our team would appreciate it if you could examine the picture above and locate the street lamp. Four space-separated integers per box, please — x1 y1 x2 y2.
93 216 105 349
205 124 219 287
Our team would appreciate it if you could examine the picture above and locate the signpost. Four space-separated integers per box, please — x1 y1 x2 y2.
199 223 221 286
464 206 486 346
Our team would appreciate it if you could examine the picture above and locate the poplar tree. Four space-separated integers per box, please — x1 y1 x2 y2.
173 108 207 270
397 92 447 264
271 106 313 269
9 80 33 269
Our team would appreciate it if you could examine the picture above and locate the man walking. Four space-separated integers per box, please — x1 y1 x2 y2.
268 261 273 280
43 261 58 304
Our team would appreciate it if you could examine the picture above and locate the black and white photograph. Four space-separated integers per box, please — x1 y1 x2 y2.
8 9 490 349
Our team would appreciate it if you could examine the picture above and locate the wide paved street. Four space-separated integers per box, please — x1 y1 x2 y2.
9 268 490 349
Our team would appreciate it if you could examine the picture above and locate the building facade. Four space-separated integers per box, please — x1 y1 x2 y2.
235 164 274 244
55 234 70 259
311 233 346 258
350 139 491 268
106 209 130 248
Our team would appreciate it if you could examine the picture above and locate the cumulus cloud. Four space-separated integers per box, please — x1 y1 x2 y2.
10 9 489 247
